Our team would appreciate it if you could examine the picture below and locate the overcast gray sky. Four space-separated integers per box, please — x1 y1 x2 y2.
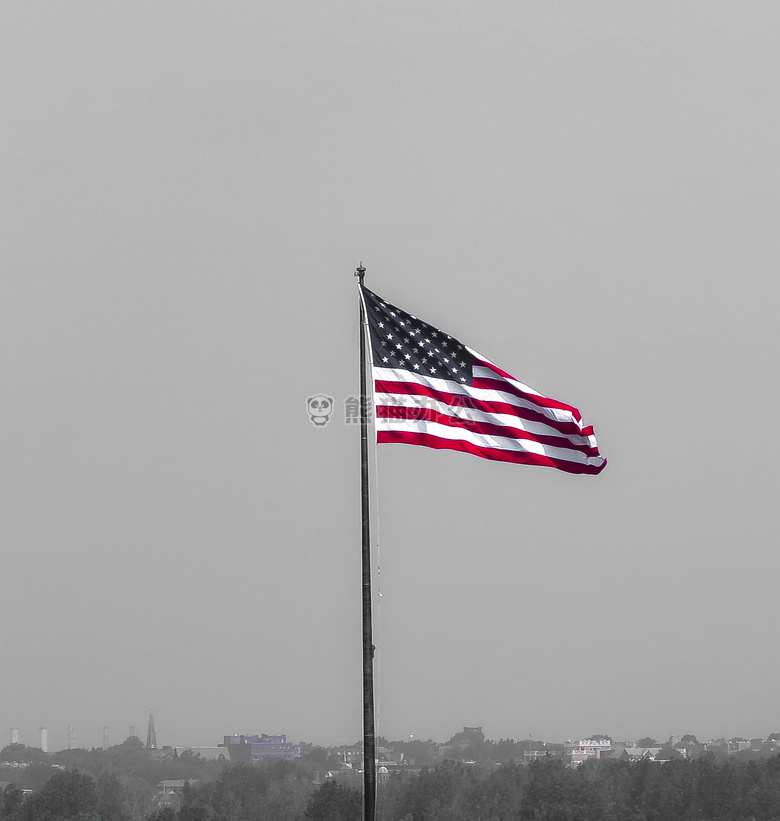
2 1 779 752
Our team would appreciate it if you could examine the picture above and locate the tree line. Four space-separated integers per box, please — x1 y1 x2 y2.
4 750 780 820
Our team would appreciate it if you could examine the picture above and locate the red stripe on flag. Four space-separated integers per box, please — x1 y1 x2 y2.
375 380 586 439
377 431 607 475
472 360 583 422
375 405 600 457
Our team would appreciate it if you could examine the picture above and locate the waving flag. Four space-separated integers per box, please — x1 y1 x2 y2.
360 285 606 475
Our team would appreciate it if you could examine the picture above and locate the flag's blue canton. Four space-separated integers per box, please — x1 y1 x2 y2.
362 288 474 385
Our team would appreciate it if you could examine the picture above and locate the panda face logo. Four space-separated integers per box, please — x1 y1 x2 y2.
307 395 334 426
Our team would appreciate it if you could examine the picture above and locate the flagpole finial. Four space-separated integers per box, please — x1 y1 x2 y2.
355 263 366 284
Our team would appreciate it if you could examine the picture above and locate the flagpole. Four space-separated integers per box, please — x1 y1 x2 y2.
355 263 376 821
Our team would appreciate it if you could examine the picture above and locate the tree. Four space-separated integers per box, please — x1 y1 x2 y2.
385 738 439 767
178 809 209 821
440 729 488 764
395 760 478 821
298 744 342 776
304 780 361 821
1 784 24 820
480 761 529 819
520 758 582 820
262 778 313 821
656 744 682 761
145 809 177 821
0 745 49 766
95 771 127 821
179 762 273 820
491 738 528 764
636 737 658 747
16 769 97 821
118 775 154 820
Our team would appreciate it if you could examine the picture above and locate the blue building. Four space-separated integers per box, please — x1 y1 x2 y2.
221 734 301 761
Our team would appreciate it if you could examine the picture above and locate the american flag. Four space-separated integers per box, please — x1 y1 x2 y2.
360 286 606 475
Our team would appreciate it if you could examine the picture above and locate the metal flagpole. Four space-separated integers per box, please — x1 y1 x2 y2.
355 263 376 821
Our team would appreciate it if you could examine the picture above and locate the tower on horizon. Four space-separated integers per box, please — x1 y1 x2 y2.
146 712 157 750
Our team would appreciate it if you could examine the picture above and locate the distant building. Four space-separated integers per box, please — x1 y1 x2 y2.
174 746 228 761
221 734 301 761
340 746 363 767
155 780 199 810
523 744 564 763
563 739 612 766
377 746 404 765
146 713 157 750
150 746 177 762
607 745 661 762
326 763 361 786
